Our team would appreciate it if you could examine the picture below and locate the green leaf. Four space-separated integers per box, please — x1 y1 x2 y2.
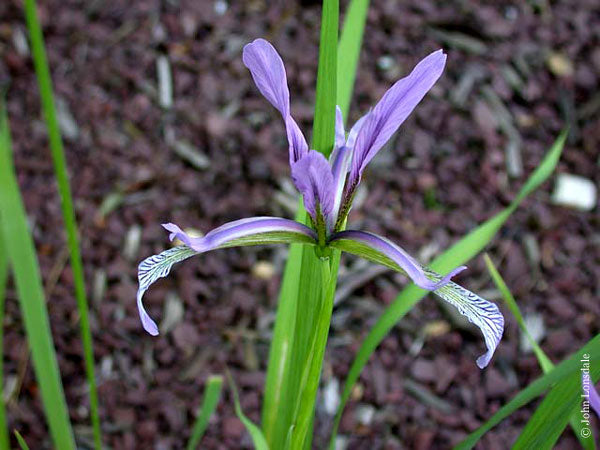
312 0 339 159
186 375 223 450
455 335 600 449
262 0 369 446
0 232 9 450
483 254 594 449
329 130 567 447
513 368 598 449
228 372 269 450
22 0 101 446
336 0 369 116
14 430 30 450
0 101 75 448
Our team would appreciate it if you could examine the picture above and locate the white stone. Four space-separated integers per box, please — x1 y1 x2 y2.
322 377 340 416
157 55 173 109
552 174 597 211
354 404 375 426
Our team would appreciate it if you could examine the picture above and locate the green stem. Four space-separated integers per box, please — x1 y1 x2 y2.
22 1 101 448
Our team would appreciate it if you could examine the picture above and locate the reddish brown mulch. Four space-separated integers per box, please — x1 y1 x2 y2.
1 0 599 448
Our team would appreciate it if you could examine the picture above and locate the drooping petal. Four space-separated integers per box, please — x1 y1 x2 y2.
329 229 503 368
291 151 335 228
137 217 317 335
137 246 198 335
329 230 465 290
349 50 447 188
429 271 504 369
163 217 317 251
243 38 308 164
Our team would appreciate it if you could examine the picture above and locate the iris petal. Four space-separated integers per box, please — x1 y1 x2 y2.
585 373 600 418
348 50 447 189
136 217 317 335
429 272 504 369
243 38 308 164
329 230 464 290
335 105 346 150
291 151 335 229
329 230 503 368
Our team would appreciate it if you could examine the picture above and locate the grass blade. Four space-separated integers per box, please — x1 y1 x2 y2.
513 369 596 449
0 232 8 449
484 254 552 371
329 130 567 447
455 335 600 449
484 254 594 449
0 102 75 448
22 1 101 447
227 372 269 450
186 375 223 450
14 431 30 450
262 0 368 445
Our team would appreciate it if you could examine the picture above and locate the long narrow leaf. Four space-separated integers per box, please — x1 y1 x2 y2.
228 372 269 450
186 375 223 450
336 0 369 116
455 334 600 449
0 102 75 448
484 254 552 371
0 231 9 449
330 130 567 446
513 367 599 449
14 431 30 450
22 1 101 447
262 0 369 445
484 254 594 449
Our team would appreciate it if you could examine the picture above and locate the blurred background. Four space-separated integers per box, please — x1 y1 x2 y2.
0 0 599 448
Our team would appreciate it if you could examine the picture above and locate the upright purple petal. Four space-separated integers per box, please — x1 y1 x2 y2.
330 145 352 227
137 217 317 335
329 230 465 290
242 39 290 116
335 106 346 149
346 111 370 150
243 38 308 164
291 151 335 228
349 50 447 188
285 116 309 163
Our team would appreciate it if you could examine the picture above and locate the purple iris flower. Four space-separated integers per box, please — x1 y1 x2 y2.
136 39 504 369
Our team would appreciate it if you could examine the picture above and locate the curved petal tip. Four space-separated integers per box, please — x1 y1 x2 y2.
137 291 159 336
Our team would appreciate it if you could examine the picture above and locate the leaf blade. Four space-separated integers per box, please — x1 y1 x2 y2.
0 100 75 449
186 376 224 450
22 0 101 446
